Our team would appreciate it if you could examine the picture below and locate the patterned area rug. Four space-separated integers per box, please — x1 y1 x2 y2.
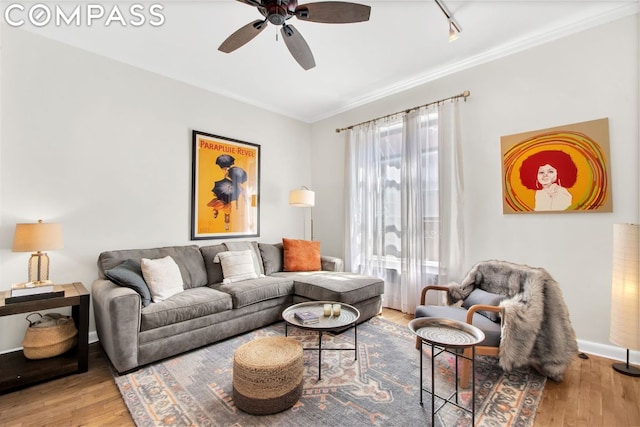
114 317 545 426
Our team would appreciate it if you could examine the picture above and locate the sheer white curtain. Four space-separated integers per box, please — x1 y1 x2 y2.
344 100 464 313
437 100 465 286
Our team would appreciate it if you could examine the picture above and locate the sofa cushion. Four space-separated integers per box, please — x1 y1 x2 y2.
277 271 384 305
259 243 283 275
98 245 208 289
141 256 184 303
199 244 226 285
104 259 152 307
215 250 260 284
462 288 505 322
140 287 233 331
218 276 294 308
282 238 321 272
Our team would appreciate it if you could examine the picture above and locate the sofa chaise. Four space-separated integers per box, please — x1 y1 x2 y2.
92 240 384 373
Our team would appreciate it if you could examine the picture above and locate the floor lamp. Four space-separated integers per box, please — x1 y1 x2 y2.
609 223 640 376
289 187 315 240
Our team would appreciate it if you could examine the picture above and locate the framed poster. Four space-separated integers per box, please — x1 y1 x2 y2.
501 118 612 214
191 130 260 239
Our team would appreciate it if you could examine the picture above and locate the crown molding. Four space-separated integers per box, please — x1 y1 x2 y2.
310 3 640 124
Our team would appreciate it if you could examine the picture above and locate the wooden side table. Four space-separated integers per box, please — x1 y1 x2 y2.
0 282 90 394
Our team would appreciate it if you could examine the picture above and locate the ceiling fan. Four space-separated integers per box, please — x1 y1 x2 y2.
218 0 371 70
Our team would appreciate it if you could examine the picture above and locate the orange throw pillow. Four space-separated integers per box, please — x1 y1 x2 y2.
282 238 321 272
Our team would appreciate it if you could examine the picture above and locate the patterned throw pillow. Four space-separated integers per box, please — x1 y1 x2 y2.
214 250 259 284
282 238 321 272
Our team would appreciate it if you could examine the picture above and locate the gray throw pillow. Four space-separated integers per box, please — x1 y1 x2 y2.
462 288 505 322
258 243 283 276
104 259 152 307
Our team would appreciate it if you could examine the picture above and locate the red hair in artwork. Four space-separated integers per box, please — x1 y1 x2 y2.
519 150 578 190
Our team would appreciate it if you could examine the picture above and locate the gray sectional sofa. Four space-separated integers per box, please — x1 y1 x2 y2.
92 242 384 373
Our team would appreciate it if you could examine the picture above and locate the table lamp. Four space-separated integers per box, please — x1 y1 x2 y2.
12 219 64 285
289 186 315 240
609 223 640 376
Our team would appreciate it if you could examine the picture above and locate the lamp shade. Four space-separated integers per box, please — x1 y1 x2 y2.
289 188 315 207
609 223 640 351
12 220 64 252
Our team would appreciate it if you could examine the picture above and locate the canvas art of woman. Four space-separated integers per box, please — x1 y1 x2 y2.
501 119 611 214
519 150 578 211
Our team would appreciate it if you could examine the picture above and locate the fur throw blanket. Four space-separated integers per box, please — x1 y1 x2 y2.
446 260 578 381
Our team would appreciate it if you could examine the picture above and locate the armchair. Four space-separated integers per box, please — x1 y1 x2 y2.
415 285 504 388
414 260 578 389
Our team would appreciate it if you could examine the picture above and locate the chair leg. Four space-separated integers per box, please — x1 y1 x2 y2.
415 336 421 350
459 348 472 389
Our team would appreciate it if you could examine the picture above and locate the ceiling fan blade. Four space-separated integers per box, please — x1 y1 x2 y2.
280 25 316 70
218 20 267 53
295 2 371 23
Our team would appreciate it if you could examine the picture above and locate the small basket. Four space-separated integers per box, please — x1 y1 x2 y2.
22 313 78 360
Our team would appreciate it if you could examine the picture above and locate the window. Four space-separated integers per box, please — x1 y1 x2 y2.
346 99 464 313
367 113 439 273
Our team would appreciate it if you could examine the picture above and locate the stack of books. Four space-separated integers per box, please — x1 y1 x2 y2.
6 282 64 304
294 310 320 325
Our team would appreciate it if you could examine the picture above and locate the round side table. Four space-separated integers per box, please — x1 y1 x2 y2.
409 317 485 426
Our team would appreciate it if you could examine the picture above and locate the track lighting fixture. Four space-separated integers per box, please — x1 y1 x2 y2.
435 0 461 42
448 19 458 42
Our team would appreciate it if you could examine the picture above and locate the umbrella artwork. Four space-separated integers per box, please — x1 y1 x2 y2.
191 130 260 239
212 179 234 204
207 155 249 230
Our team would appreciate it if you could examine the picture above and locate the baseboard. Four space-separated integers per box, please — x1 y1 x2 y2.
578 339 640 364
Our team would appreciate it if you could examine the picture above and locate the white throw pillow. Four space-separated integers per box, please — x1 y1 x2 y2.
214 250 259 284
140 256 184 302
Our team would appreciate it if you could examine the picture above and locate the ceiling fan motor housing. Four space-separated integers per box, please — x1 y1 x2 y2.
259 0 297 25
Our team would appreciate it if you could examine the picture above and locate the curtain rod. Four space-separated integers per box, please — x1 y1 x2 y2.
335 90 470 133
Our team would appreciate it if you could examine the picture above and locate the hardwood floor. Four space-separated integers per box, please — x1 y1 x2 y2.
1 308 638 426
380 309 640 427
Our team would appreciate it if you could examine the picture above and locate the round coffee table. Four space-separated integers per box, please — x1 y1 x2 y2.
282 301 360 380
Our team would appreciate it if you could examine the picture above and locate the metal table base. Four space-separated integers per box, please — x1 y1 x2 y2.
409 317 485 427
285 322 358 381
418 340 477 426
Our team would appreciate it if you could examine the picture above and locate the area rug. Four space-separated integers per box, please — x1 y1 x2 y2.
114 317 545 426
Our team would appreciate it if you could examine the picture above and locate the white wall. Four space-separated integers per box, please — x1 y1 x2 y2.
311 14 640 361
0 28 312 351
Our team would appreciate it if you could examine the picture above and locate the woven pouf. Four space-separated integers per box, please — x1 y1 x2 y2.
233 336 303 415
